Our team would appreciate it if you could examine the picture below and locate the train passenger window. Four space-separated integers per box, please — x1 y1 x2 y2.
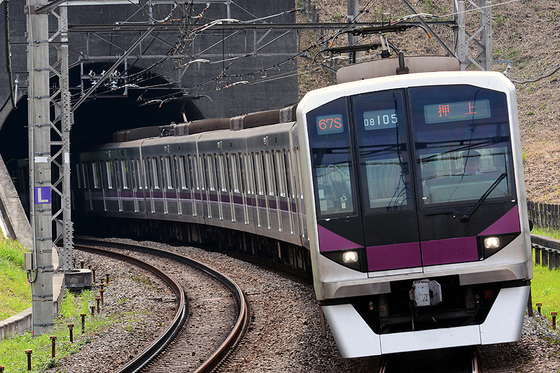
409 85 514 206
306 97 356 217
352 89 412 213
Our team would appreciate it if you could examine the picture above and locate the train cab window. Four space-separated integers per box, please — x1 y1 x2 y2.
306 97 356 218
352 90 412 213
409 85 514 206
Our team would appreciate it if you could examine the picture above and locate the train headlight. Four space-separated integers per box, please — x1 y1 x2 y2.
322 249 366 272
478 233 519 259
342 251 359 264
484 237 500 249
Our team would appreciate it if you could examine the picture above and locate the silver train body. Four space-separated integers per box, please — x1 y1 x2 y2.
75 71 532 357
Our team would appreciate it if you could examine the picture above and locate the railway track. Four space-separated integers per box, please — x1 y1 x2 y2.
379 347 478 373
76 240 250 373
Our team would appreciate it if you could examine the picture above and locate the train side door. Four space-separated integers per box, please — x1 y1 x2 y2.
351 90 423 274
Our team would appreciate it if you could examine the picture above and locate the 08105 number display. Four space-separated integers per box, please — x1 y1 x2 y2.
363 109 398 130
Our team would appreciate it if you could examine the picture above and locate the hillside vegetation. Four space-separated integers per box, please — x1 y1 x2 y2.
298 0 560 204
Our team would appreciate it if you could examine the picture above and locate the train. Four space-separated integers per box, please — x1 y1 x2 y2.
73 70 532 357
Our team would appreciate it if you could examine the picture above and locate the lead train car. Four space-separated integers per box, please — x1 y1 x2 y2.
75 70 532 358
297 71 532 357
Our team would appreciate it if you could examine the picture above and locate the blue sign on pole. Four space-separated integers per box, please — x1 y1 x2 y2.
34 186 51 204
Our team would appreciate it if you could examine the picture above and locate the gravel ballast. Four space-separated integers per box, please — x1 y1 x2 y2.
50 239 560 372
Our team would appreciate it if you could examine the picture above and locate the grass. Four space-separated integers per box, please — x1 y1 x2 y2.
531 227 560 321
0 289 114 372
0 238 31 320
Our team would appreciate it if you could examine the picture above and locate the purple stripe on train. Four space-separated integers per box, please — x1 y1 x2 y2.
317 225 362 252
367 242 422 271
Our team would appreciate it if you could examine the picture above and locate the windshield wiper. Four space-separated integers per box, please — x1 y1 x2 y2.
460 172 507 222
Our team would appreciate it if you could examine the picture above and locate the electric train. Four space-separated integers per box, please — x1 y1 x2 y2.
74 70 532 357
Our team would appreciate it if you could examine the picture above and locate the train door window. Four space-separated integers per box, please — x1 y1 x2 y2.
121 160 130 189
164 156 174 189
218 154 227 192
352 89 412 213
178 156 188 190
82 163 89 189
130 159 137 190
114 160 122 190
306 97 356 217
284 150 293 198
245 153 254 195
106 161 114 189
230 154 239 193
150 158 160 189
253 153 264 196
237 153 245 193
408 85 514 206
188 155 197 190
138 159 145 190
275 150 286 197
74 164 82 189
227 154 235 193
265 151 277 197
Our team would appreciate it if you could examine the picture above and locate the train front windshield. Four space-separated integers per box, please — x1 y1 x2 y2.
410 85 513 207
306 84 517 272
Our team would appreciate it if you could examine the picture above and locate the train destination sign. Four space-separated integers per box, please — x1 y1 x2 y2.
316 114 344 135
424 99 491 124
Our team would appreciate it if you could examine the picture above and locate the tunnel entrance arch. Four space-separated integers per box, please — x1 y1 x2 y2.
0 62 205 210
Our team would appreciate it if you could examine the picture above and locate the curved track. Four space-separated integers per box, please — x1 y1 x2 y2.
76 240 250 373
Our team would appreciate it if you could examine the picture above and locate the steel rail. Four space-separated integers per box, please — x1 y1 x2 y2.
76 239 250 373
75 244 188 373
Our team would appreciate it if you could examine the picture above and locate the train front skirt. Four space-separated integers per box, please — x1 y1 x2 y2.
321 284 530 357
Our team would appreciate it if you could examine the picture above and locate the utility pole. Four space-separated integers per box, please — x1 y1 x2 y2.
454 0 493 71
26 0 54 336
347 0 359 64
